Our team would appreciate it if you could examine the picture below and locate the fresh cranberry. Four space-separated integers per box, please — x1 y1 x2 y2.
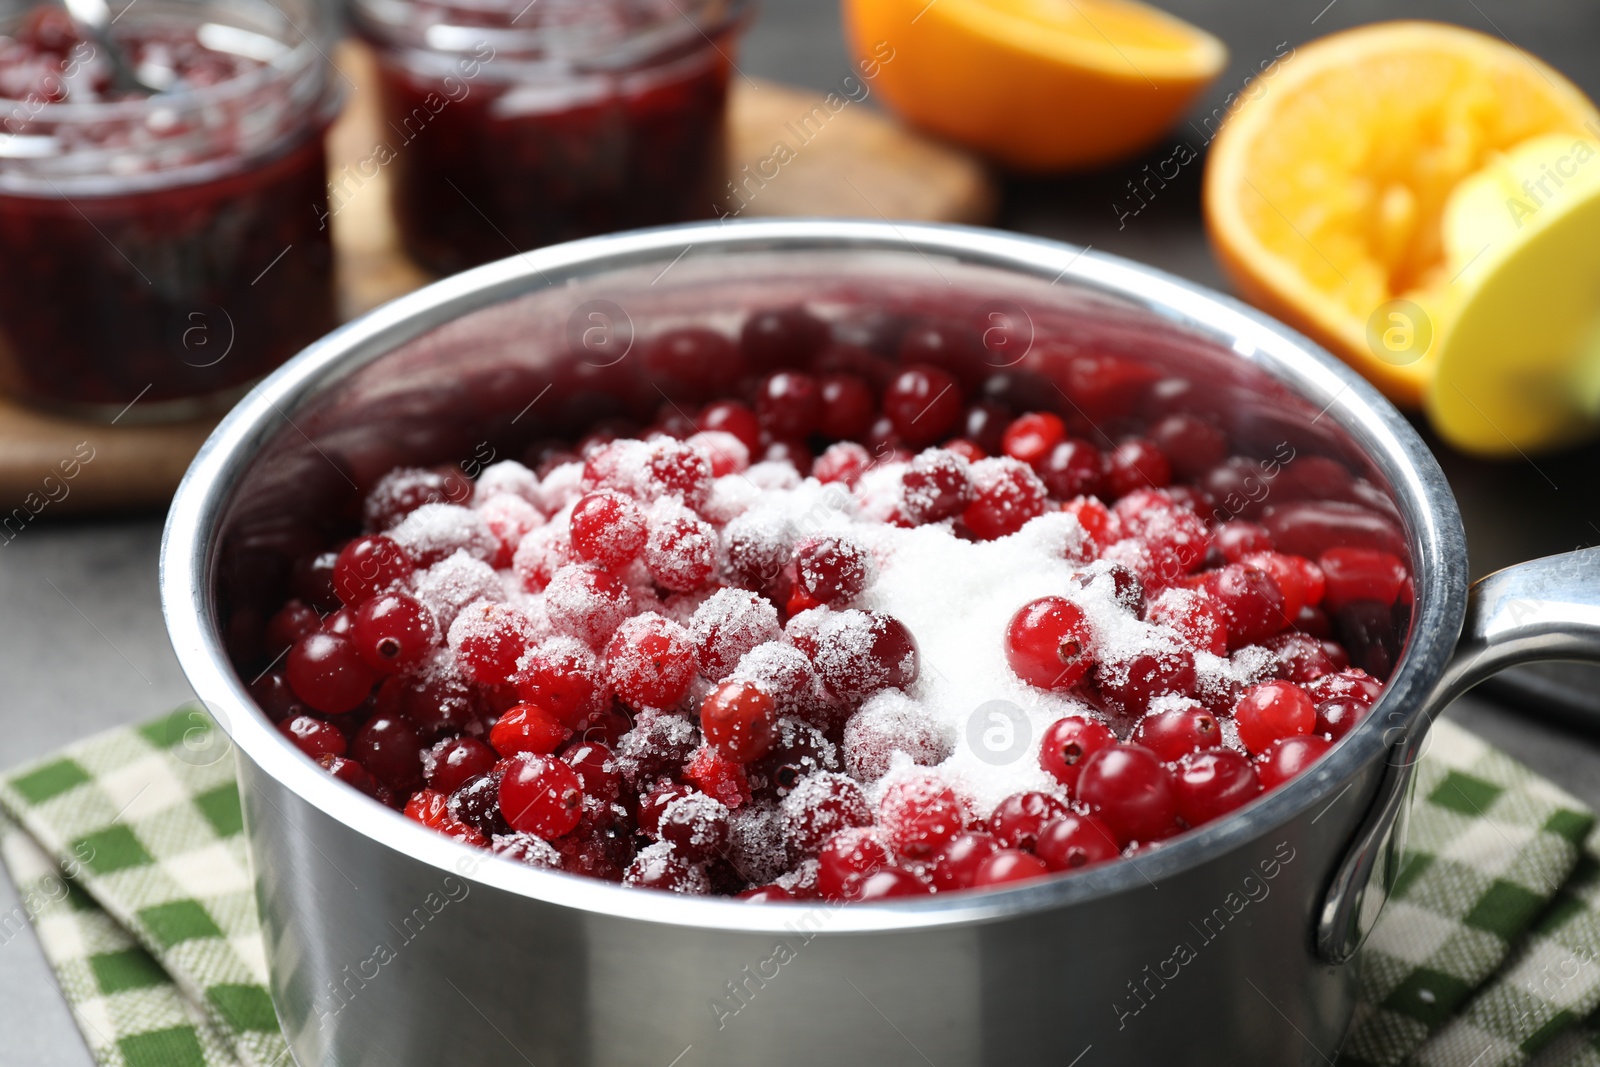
817 827 892 900
655 790 731 862
250 672 306 724
1075 744 1180 846
1319 548 1408 610
450 602 536 687
795 536 873 607
779 771 871 855
570 490 647 569
638 782 695 838
818 373 876 439
1214 521 1274 562
700 399 763 453
1149 415 1226 479
1132 706 1222 761
700 679 778 763
1038 716 1116 792
755 372 822 438
1061 496 1116 553
813 441 874 486
291 550 341 612
624 843 709 893
1001 412 1066 466
332 535 413 607
901 449 972 525
286 632 376 715
515 640 603 727
1240 551 1320 620
644 508 716 592
943 438 985 462
811 611 919 701
883 364 963 448
561 741 621 801
1037 439 1105 499
1210 563 1288 646
1256 735 1333 789
1263 631 1345 683
351 593 437 673
1034 815 1120 871
490 703 572 757
544 565 634 647
682 743 751 808
616 713 699 792
351 714 423 793
605 614 698 710
962 457 1048 539
928 831 1002 891
973 850 1050 887
853 866 933 899
1314 699 1367 741
1004 596 1094 690
499 753 586 838
279 714 346 759
1174 749 1262 826
645 327 740 396
426 736 496 794
1146 588 1228 656
1105 438 1171 497
879 775 966 860
316 754 380 798
899 320 984 386
960 400 1011 454
741 306 830 372
323 606 357 636
1095 645 1196 717
1233 681 1315 755
989 792 1070 850
266 599 322 653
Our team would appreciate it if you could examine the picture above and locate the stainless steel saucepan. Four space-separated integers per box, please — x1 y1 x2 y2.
160 220 1600 1066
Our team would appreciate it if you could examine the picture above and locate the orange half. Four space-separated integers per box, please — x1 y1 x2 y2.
1203 21 1599 406
843 0 1228 171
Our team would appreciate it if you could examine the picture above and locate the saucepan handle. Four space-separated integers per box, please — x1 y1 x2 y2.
1316 546 1600 964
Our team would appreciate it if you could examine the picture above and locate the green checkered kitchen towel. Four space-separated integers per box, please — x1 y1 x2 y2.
4 707 1600 1067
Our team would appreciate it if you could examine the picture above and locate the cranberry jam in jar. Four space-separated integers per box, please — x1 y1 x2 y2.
351 0 748 275
0 0 339 420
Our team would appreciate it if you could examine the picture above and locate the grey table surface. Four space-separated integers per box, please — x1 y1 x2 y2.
7 1 1600 1064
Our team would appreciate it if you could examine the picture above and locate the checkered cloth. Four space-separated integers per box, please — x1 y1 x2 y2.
5 708 1600 1067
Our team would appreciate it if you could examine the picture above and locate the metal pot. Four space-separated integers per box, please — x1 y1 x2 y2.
160 220 1600 1066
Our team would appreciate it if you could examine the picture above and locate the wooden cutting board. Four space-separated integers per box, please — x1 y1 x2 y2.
0 41 995 517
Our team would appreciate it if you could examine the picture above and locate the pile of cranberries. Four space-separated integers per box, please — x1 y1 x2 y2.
243 304 1410 902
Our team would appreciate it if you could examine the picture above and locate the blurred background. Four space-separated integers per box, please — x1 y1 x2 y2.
6 0 1600 1061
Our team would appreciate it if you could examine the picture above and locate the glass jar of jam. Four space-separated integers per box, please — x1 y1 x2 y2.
0 0 340 420
351 0 749 276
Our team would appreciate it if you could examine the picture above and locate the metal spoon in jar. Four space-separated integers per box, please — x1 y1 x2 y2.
60 0 170 95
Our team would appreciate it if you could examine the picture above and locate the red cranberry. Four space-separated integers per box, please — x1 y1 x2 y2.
818 373 876 439
741 306 830 372
795 536 872 607
813 441 874 486
1319 548 1408 610
962 457 1048 539
973 849 1050 887
1001 412 1066 466
279 714 347 759
570 490 648 569
1035 815 1120 871
317 754 380 798
879 775 966 860
332 535 413 606
490 703 572 756
755 372 822 438
1233 681 1315 755
266 599 322 653
605 614 698 710
544 565 634 648
811 611 919 701
426 736 497 794
639 782 696 838
1263 631 1345 683
291 550 341 612
1105 438 1171 497
656 790 732 863
1146 588 1228 656
817 826 891 900
1037 439 1105 499
1314 698 1367 741
616 713 699 792
700 400 763 453
1132 706 1222 761
700 679 778 763
899 320 983 386
644 508 716 593
883 364 963 448
499 753 586 839
449 771 513 838
683 743 751 808
624 843 710 893
1004 596 1094 690
645 327 740 396
351 593 437 673
1214 521 1274 562
1210 563 1288 646
250 672 306 724
779 771 871 855
323 606 357 636
1174 749 1262 826
989 792 1070 850
928 831 1002 891
1038 716 1115 792
901 448 973 525
1095 645 1197 717
561 741 621 801
286 632 377 715
450 602 536 686
1149 414 1226 479
854 866 934 899
351 714 423 793
1256 735 1333 789
1075 744 1180 846
515 640 603 727
1061 496 1115 552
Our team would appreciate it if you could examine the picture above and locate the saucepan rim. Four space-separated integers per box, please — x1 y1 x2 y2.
159 218 1469 935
